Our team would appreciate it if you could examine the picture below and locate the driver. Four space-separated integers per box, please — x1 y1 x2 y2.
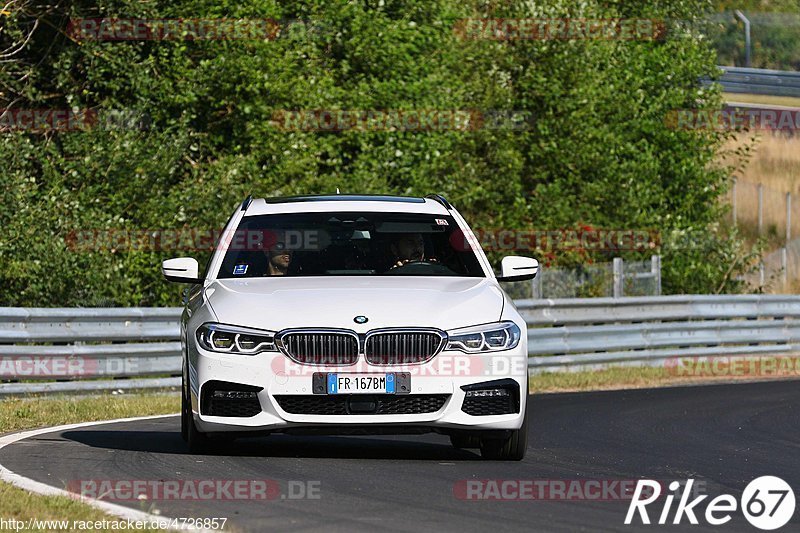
389 233 436 269
263 231 292 276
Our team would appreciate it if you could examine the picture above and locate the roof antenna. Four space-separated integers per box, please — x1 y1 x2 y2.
336 187 341 194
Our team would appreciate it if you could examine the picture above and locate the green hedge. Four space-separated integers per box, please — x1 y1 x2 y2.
0 0 754 306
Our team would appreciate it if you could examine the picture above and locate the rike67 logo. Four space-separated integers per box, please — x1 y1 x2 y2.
626 477 795 530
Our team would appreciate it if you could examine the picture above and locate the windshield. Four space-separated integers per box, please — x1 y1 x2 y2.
216 212 484 278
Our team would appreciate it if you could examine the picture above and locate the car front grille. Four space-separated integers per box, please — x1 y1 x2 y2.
364 331 444 365
274 394 450 415
279 331 359 365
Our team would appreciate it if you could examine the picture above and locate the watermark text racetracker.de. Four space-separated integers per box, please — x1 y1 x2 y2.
665 356 800 379
0 356 139 379
451 228 659 254
67 18 283 41
453 479 704 501
0 517 227 531
665 107 800 132
0 108 149 132
271 353 527 379
68 479 321 501
270 109 533 132
64 227 659 253
453 18 666 41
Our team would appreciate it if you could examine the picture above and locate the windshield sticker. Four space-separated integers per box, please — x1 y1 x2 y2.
233 264 249 275
435 218 449 226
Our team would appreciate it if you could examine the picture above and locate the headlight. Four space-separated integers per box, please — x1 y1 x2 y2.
196 323 277 355
446 321 521 353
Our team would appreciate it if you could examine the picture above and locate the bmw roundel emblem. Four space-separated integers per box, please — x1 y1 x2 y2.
354 315 368 324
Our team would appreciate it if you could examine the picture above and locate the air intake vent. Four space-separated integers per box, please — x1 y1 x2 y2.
460 379 520 416
201 381 263 417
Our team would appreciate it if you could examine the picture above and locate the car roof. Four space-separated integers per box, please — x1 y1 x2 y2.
244 194 452 216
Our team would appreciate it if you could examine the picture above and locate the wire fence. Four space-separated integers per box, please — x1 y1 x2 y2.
731 179 800 292
500 256 661 300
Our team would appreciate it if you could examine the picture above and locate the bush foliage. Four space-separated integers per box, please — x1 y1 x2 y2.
0 0 753 306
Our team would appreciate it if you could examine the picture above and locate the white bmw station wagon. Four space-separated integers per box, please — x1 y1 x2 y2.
163 194 538 460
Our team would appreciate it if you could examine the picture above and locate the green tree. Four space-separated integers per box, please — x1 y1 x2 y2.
0 0 754 305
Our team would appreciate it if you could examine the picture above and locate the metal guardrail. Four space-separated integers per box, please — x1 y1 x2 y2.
710 66 800 97
2 295 800 395
0 307 182 395
521 295 800 372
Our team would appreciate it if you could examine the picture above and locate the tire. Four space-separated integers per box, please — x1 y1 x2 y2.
181 359 189 442
182 360 211 454
449 434 481 449
187 410 212 454
180 383 190 442
479 409 529 461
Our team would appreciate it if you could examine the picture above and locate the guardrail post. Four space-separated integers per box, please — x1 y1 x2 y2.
652 255 662 296
532 266 543 299
613 257 623 298
782 247 788 290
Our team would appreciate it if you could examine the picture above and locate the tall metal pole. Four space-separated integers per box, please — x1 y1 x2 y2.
735 10 751 68
782 247 788 291
787 192 792 244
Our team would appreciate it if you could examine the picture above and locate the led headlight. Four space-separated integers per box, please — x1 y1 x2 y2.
196 323 277 355
446 321 521 353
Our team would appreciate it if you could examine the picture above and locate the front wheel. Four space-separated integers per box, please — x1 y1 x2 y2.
182 367 211 454
181 360 190 442
479 409 529 461
449 434 481 449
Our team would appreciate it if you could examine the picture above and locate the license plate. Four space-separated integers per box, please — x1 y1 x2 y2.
327 373 395 394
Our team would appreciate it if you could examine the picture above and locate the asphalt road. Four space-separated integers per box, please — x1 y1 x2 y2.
2 380 799 532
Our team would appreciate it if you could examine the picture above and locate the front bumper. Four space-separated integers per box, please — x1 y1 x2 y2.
188 344 528 434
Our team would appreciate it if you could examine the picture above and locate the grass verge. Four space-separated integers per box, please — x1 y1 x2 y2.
530 366 673 393
0 393 179 532
723 92 800 108
529 356 800 393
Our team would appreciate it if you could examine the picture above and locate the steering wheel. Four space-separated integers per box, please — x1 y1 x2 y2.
385 258 456 276
394 259 433 267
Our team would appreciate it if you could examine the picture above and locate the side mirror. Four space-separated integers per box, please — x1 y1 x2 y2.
497 256 538 282
162 257 202 284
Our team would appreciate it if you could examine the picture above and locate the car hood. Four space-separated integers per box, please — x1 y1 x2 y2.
204 277 504 332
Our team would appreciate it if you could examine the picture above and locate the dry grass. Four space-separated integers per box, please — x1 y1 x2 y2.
724 133 800 246
0 394 179 532
723 93 800 108
529 357 800 393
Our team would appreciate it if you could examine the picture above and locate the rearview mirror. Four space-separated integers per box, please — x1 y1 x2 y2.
497 256 538 282
162 257 202 284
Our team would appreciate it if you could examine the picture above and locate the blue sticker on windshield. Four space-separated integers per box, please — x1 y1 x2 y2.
233 264 248 275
